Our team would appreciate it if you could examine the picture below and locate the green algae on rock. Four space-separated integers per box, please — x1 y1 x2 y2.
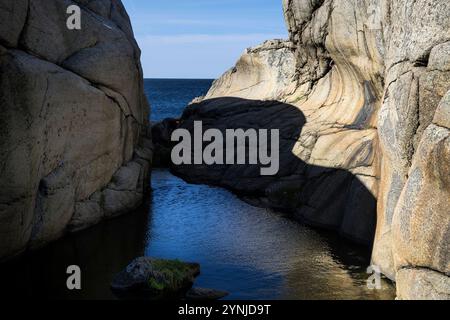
111 257 200 299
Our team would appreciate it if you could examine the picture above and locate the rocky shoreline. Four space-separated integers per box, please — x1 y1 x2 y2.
152 0 450 300
0 0 448 300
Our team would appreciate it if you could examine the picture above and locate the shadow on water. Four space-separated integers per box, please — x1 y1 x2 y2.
0 204 151 300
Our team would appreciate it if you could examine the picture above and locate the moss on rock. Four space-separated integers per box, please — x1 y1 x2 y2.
111 257 200 299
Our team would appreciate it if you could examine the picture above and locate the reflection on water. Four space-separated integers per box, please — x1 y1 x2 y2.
0 169 395 300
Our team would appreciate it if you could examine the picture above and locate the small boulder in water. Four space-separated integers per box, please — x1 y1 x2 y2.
111 257 200 299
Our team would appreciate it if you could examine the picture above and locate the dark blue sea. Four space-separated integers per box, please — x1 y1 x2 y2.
0 79 395 300
144 79 214 122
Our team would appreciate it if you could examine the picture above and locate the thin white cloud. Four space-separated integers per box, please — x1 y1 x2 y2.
137 33 287 45
131 15 227 26
131 15 284 28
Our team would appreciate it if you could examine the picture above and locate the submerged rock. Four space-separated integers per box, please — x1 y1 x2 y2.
185 288 229 301
111 257 200 299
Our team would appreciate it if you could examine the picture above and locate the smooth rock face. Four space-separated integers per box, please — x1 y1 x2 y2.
169 0 449 299
0 0 152 259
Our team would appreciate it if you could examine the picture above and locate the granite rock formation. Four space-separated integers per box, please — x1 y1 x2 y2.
0 0 152 260
164 0 449 299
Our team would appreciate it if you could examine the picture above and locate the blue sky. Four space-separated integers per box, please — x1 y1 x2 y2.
121 0 288 79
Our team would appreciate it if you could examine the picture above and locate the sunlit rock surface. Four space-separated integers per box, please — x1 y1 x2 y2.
0 0 152 259
205 40 298 101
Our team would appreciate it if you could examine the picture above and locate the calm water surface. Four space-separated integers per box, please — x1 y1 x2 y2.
145 79 213 121
0 170 394 300
0 80 395 300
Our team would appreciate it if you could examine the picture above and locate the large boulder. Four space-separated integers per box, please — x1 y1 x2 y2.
0 0 151 260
